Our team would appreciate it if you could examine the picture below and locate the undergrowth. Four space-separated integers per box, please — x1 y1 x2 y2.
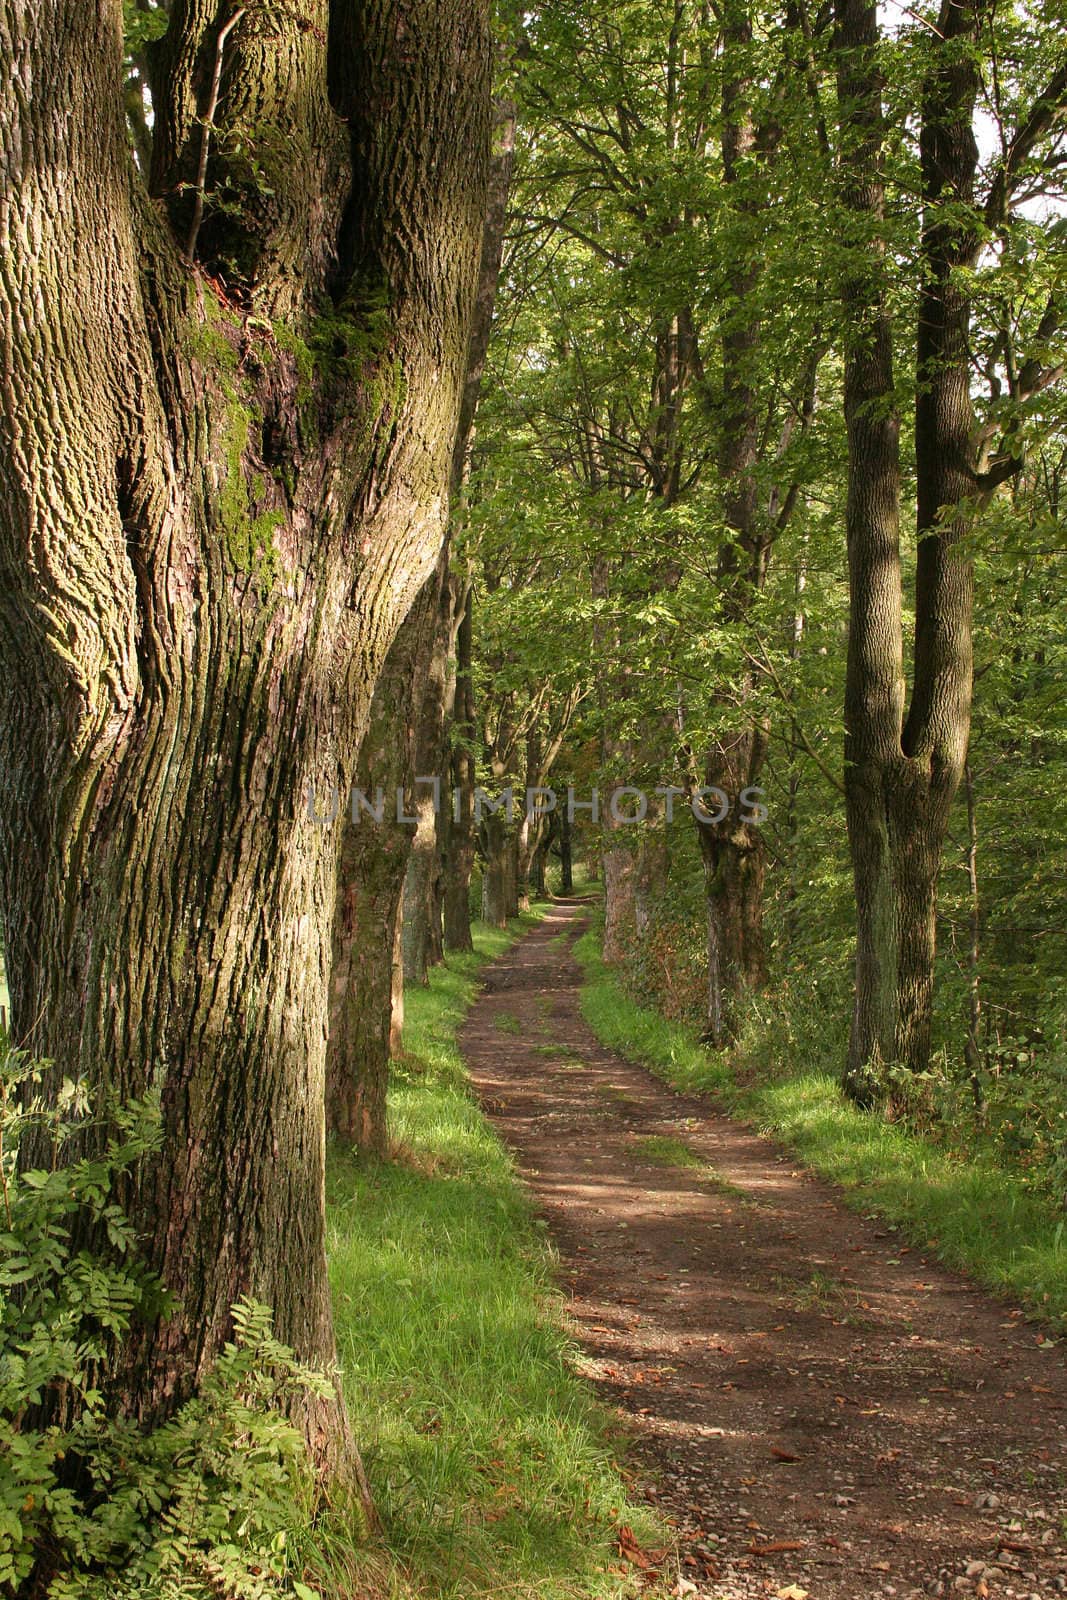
0 1056 334 1600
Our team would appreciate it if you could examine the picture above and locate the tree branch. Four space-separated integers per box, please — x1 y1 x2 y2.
985 57 1067 228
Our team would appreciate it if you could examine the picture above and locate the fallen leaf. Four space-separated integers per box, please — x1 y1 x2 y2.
776 1586 809 1600
616 1526 666 1572
749 1540 806 1555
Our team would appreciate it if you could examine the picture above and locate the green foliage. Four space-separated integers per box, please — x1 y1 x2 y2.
0 1048 330 1600
122 1 167 54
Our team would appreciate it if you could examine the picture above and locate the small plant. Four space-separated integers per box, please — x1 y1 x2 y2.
630 1135 703 1169
0 1045 330 1599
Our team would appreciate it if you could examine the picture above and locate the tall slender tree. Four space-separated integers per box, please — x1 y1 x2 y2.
835 0 1066 1096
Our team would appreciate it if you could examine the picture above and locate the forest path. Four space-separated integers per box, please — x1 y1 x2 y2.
459 901 1067 1600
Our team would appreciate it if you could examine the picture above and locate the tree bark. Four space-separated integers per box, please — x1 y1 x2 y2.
480 806 515 927
515 729 546 911
444 582 476 940
0 0 490 1472
963 761 983 1105
601 828 638 965
695 779 766 1044
835 0 907 1099
402 575 453 983
327 568 443 1154
893 0 983 1073
835 0 983 1099
559 804 575 895
441 99 516 950
444 580 478 951
694 0 770 1043
635 796 669 937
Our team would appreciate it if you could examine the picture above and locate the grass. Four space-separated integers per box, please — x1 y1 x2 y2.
575 927 1067 1331
629 1134 703 1168
325 913 662 1599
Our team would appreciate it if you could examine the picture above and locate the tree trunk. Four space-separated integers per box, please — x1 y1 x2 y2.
893 0 983 1072
601 834 638 965
695 0 770 1043
329 820 404 1159
634 797 669 937
0 0 490 1471
444 581 478 951
835 0 907 1099
559 805 575 894
481 807 513 927
515 728 546 911
531 820 553 897
402 575 453 984
963 762 983 1104
440 100 515 951
327 568 443 1153
695 791 766 1044
835 0 982 1100
592 552 638 965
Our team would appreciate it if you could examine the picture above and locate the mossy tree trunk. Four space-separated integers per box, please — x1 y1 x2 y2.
0 0 490 1471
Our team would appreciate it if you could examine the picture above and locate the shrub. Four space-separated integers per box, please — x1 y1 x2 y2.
0 1046 328 1600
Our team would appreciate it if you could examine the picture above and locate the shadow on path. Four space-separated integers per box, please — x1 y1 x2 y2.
460 902 1067 1600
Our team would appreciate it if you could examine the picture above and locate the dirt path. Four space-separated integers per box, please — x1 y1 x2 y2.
459 902 1067 1600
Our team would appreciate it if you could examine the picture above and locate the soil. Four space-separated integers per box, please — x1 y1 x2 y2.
459 902 1067 1600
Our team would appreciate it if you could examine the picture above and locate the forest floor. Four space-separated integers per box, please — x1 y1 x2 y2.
459 900 1067 1600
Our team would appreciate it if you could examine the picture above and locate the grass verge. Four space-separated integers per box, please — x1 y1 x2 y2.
575 926 1067 1330
326 913 661 1600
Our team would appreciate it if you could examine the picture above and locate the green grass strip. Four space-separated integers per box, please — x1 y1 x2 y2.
575 927 1067 1331
326 913 660 1600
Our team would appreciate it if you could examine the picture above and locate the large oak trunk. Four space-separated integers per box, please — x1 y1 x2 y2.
0 0 490 1467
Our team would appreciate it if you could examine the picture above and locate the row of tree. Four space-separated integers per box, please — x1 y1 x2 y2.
0 0 1063 1516
438 0 1066 1102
